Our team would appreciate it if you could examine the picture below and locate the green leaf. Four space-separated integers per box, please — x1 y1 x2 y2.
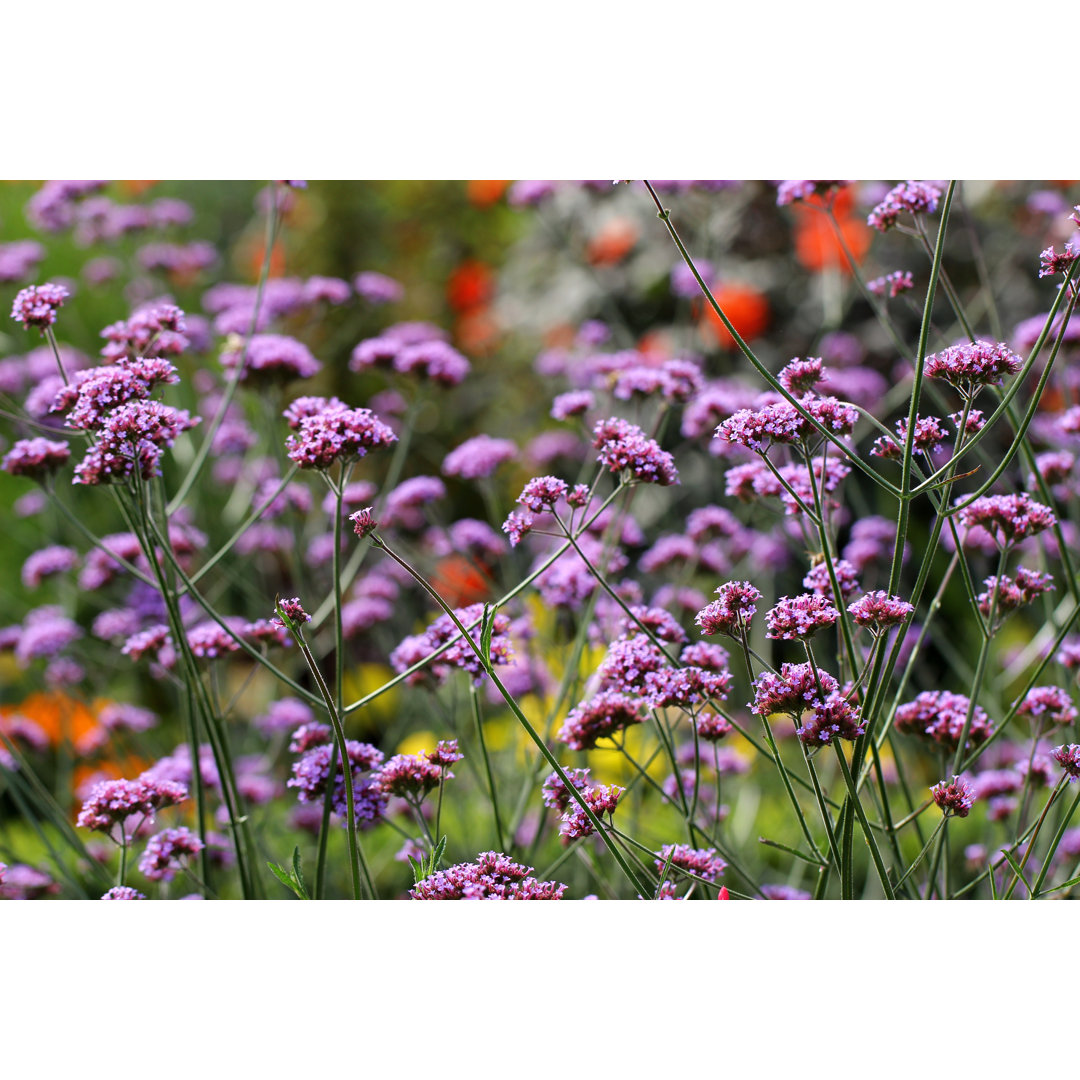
480 603 495 664
291 847 310 899
999 849 1031 895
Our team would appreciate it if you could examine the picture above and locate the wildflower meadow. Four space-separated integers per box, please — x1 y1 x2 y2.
4 178 1080 911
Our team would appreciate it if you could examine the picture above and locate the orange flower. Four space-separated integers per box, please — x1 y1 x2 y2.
697 282 770 349
1 691 101 750
117 180 159 197
248 238 287 280
586 218 638 266
793 210 870 273
467 180 511 207
455 308 500 356
447 259 494 312
430 555 493 607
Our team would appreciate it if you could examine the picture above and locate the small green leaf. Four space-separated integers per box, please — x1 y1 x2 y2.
480 603 495 663
291 847 310 899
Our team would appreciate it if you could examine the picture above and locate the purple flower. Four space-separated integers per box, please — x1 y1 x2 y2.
752 661 839 719
695 581 762 638
376 753 444 799
273 597 311 628
867 270 915 298
98 703 158 736
655 844 726 883
957 493 1056 547
558 690 645 750
0 240 45 283
765 594 839 640
977 567 1054 618
1039 242 1079 279
20 545 79 588
77 777 187 835
442 434 517 479
796 693 865 747
644 666 732 709
354 271 404 304
410 851 566 900
924 340 1023 396
288 740 387 827
101 886 146 900
426 739 464 767
1051 745 1080 781
803 559 861 602
1017 687 1077 728
222 334 321 383
383 476 446 528
2 437 71 480
507 181 557 207
285 404 396 469
187 621 242 660
551 390 595 420
11 282 69 330
671 260 712 298
394 339 470 386
349 336 402 372
559 784 623 840
871 415 950 459
501 511 534 547
895 691 993 751
349 506 378 538
867 181 943 231
931 776 976 818
592 417 678 486
517 475 569 513
72 400 199 485
289 723 332 754
599 634 668 693
847 591 914 631
14 606 82 665
541 768 592 812
778 357 827 395
138 826 205 882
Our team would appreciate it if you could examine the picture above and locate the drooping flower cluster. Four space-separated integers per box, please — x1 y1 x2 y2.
976 568 1054 619
410 851 566 899
956 493 1057 547
558 783 624 840
866 181 943 231
923 340 1023 396
764 593 839 640
695 581 762 638
895 691 993 751
931 776 976 818
284 400 396 469
592 417 678 486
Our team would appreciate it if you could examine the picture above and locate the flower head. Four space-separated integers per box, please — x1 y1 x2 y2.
592 417 678 486
867 181 942 231
695 581 762 638
285 405 396 470
349 507 378 539
931 776 976 818
1052 745 1080 781
765 594 839 640
847 591 914 632
924 340 1023 396
957 493 1056 547
138 826 205 881
2 437 71 481
410 851 566 900
11 283 69 330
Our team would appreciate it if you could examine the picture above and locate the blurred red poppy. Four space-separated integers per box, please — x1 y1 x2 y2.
447 259 494 312
697 281 770 349
430 555 493 607
467 180 511 207
586 218 638 265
